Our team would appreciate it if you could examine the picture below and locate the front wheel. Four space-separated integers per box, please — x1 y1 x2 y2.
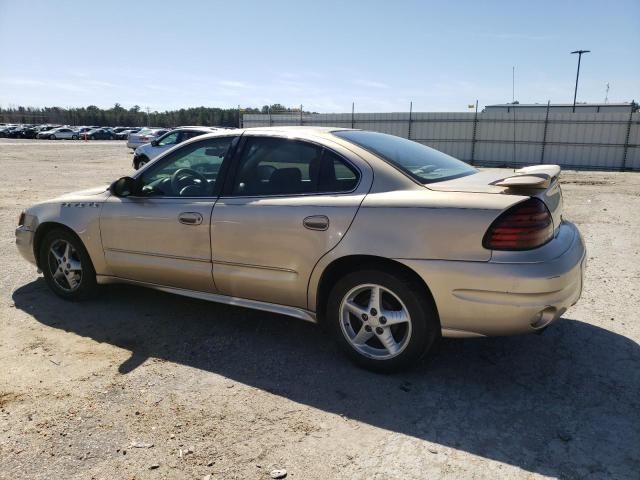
39 228 97 300
327 269 439 372
50 134 57 140
134 155 149 169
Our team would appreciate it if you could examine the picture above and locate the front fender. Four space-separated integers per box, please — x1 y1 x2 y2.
27 196 107 274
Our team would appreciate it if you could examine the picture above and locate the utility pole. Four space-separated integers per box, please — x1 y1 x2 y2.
571 50 590 113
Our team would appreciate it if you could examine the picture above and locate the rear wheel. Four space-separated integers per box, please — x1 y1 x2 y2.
72 135 78 140
328 269 439 372
39 228 97 300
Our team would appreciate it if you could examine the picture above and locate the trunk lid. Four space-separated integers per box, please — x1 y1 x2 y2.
429 165 564 232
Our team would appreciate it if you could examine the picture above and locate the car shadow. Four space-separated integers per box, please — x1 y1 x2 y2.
12 279 640 479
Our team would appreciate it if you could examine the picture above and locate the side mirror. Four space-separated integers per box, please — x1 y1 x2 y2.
150 139 158 146
110 176 138 197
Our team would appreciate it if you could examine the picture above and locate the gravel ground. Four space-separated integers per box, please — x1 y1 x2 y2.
1 138 639 480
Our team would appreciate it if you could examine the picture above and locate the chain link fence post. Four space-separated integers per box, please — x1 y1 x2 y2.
351 102 355 129
540 100 551 164
621 106 634 170
470 100 479 165
407 101 413 139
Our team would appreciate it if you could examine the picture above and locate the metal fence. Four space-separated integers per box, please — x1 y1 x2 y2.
243 109 640 171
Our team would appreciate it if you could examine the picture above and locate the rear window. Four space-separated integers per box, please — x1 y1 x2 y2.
333 130 476 183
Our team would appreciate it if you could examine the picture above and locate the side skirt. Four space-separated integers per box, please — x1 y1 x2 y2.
96 275 318 324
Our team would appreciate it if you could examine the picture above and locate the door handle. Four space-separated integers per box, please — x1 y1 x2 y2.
178 212 203 225
303 215 329 231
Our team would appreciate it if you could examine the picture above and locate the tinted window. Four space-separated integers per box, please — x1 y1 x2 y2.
180 130 205 142
138 136 234 197
333 130 476 183
157 131 179 146
318 150 358 192
231 137 358 196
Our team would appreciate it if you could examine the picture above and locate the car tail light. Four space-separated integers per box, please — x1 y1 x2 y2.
141 135 149 141
483 198 553 250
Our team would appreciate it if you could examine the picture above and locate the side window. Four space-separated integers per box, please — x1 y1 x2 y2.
318 150 359 192
232 137 321 196
179 131 204 143
231 137 359 196
138 136 234 197
157 131 179 146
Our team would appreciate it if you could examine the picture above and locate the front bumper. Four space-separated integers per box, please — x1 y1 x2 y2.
398 221 586 337
15 225 37 266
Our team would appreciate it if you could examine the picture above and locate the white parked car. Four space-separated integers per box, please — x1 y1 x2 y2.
132 127 219 169
126 128 170 150
37 127 79 140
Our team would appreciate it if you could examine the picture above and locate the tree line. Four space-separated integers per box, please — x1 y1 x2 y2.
0 103 314 127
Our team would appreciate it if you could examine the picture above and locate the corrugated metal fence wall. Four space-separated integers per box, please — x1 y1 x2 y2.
242 111 640 171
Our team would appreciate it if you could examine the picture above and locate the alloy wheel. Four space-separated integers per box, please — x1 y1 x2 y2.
47 239 83 292
339 283 412 360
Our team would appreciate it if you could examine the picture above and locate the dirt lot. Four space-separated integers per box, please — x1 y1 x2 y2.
0 138 639 480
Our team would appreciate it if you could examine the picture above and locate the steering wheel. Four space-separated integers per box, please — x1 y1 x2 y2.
171 168 208 196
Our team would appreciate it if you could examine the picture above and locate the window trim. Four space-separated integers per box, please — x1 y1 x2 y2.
220 135 361 199
129 135 239 200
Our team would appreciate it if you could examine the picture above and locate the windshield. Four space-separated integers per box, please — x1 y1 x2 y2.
333 130 477 183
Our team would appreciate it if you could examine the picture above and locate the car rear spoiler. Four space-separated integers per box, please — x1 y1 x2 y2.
490 165 561 189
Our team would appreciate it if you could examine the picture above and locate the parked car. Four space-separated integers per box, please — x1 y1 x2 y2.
115 128 140 140
84 128 115 140
37 127 79 140
15 127 585 371
75 127 94 137
126 128 169 150
111 127 133 135
0 125 19 137
6 126 27 138
132 127 219 169
19 126 39 139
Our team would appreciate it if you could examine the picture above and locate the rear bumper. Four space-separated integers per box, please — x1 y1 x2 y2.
15 225 37 266
398 221 586 337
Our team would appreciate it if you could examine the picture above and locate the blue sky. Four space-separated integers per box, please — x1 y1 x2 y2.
0 0 638 112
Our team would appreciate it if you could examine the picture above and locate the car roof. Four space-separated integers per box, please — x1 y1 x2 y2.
171 126 219 132
190 126 353 143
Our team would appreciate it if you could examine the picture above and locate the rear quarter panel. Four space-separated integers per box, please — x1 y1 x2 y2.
307 188 525 309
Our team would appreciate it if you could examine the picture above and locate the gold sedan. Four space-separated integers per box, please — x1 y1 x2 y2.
16 127 585 371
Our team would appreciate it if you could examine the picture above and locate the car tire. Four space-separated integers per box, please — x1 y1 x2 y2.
50 134 56 140
39 228 97 301
135 155 149 169
72 135 78 140
327 268 439 372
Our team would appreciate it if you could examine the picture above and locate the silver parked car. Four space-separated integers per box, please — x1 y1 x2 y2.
37 127 79 140
126 127 170 150
15 127 585 371
132 127 219 169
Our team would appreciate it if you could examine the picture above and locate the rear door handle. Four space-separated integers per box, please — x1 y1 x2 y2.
303 215 329 231
178 212 203 225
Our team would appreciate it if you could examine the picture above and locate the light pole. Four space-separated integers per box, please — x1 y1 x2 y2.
571 50 590 112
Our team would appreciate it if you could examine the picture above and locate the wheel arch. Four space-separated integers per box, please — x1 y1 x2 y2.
33 222 87 270
314 254 439 328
